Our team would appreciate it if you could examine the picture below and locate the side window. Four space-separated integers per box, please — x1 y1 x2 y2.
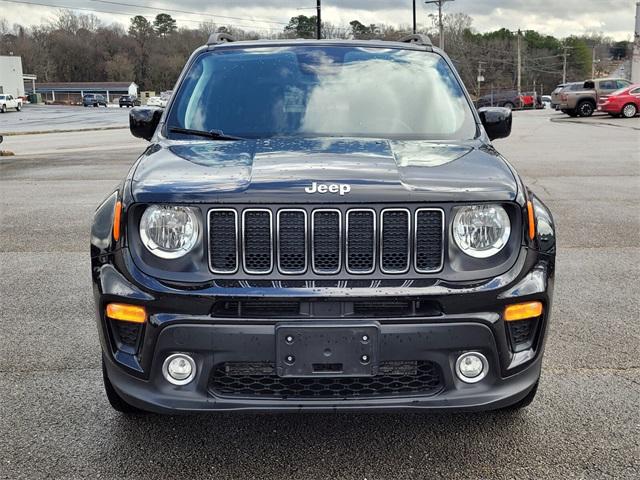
630 87 640 95
599 80 616 90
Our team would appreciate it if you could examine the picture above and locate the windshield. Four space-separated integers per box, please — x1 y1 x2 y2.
166 45 477 141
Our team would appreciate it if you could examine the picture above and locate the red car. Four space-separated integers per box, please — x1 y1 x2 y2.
597 84 640 118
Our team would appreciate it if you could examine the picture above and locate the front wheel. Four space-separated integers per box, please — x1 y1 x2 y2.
1 104 6 113
16 104 21 111
102 358 147 414
621 103 637 118
503 102 515 111
577 100 595 117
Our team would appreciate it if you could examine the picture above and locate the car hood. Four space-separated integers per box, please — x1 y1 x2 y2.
130 137 518 204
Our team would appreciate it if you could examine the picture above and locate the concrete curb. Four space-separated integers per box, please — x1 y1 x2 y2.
0 126 128 136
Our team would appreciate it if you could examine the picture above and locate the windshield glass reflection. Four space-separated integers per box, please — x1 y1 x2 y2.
167 45 476 141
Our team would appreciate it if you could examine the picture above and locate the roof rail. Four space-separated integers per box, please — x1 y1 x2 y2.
207 32 236 45
398 34 433 47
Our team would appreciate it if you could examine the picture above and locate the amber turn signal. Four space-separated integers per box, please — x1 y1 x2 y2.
113 201 122 241
106 303 146 323
526 200 535 240
504 301 543 322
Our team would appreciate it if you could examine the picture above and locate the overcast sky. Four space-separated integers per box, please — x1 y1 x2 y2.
2 0 637 40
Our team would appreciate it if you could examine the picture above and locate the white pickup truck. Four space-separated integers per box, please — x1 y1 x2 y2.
0 94 23 113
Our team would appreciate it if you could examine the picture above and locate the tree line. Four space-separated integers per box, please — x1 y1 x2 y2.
0 10 632 95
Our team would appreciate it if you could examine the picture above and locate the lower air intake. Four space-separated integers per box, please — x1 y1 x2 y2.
209 361 442 399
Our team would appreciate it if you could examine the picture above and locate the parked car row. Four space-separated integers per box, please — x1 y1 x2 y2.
552 78 637 118
476 90 543 110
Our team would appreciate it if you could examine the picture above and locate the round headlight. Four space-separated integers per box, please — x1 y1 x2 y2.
452 205 510 258
139 205 199 259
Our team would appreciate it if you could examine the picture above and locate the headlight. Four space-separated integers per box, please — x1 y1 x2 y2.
452 205 511 258
139 205 199 259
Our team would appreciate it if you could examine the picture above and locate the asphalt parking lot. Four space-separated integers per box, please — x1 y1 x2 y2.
0 107 638 479
0 104 131 134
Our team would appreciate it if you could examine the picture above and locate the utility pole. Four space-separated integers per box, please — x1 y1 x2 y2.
425 0 454 50
591 45 598 78
316 0 321 40
516 29 522 95
561 45 572 84
413 0 417 34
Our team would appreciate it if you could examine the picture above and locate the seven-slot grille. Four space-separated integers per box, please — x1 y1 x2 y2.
208 207 443 275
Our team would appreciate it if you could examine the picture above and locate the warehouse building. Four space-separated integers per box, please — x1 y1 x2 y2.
0 55 25 97
28 81 138 104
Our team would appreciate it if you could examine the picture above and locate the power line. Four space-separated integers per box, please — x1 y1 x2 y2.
0 0 282 32
88 0 288 26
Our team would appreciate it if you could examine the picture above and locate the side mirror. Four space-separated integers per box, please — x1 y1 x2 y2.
129 106 163 141
478 107 512 141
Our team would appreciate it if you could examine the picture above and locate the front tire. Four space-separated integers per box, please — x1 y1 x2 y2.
16 104 21 111
577 100 595 117
102 358 147 414
503 101 515 111
1 104 6 113
621 103 637 118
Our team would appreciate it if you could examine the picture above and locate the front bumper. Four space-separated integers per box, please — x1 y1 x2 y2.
95 247 554 413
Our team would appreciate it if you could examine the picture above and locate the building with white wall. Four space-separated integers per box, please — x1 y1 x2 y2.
0 55 25 97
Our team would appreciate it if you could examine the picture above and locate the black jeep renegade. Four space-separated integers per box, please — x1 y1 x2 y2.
91 33 555 414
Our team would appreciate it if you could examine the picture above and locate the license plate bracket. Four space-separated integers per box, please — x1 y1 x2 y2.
275 324 379 377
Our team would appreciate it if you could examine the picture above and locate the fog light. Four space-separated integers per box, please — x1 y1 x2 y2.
162 353 196 386
455 352 488 383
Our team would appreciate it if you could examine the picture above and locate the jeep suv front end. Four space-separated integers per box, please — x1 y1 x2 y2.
92 36 555 414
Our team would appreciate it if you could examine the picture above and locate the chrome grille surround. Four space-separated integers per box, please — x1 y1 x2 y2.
207 206 444 276
242 208 273 274
345 209 376 274
276 209 308 274
380 208 411 274
414 208 445 274
311 209 342 275
207 208 239 274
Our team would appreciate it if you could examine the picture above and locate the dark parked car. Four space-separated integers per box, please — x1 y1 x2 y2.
93 34 555 415
83 94 107 107
119 95 140 108
476 90 525 110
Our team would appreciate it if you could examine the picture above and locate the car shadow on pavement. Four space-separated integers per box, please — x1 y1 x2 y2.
103 409 530 477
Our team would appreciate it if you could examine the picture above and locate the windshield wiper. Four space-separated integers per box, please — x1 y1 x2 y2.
168 127 246 141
